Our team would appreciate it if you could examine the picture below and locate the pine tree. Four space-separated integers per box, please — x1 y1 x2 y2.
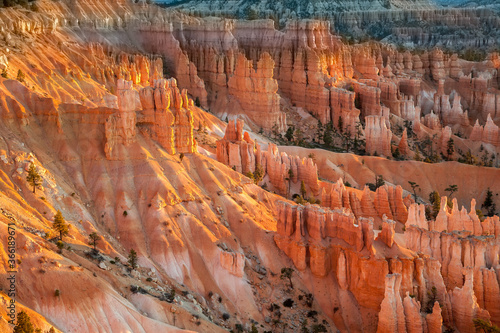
446 138 455 160
52 210 69 241
245 171 254 181
316 120 324 143
128 249 138 270
482 188 497 217
280 267 294 289
56 240 64 254
445 185 458 198
16 69 25 83
13 310 34 333
285 126 295 142
88 232 100 253
408 181 420 201
424 286 439 314
414 147 422 161
376 175 385 189
323 121 334 147
473 319 500 333
26 163 42 194
253 163 264 185
300 180 307 199
429 191 441 219
286 168 294 199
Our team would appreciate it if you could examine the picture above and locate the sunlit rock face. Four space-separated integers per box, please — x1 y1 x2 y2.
1 1 500 333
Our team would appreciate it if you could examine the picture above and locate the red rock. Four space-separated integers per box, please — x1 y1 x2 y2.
426 302 443 333
439 126 452 157
376 274 406 333
261 144 320 196
469 114 500 147
449 54 463 79
398 129 410 156
365 115 392 157
422 110 441 130
430 49 446 81
220 251 245 277
403 293 424 333
376 217 395 248
138 25 208 108
330 87 360 133
105 79 138 159
337 250 349 290
400 96 421 125
320 179 349 210
216 120 257 174
450 268 491 333
482 267 500 326
355 82 382 118
227 52 286 132
405 204 428 230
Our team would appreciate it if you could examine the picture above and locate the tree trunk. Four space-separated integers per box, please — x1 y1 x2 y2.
288 277 293 289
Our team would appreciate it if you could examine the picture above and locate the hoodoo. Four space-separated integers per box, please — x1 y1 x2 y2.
0 0 499 332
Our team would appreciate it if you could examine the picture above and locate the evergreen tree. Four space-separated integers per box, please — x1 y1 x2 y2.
473 319 500 333
392 147 401 159
465 150 477 165
337 116 343 133
245 171 254 181
26 163 42 194
285 126 295 142
300 180 307 198
52 210 69 241
286 168 294 199
429 191 441 219
367 175 385 191
445 184 458 198
253 163 264 185
446 138 455 160
414 147 422 161
56 240 64 254
271 123 281 140
408 181 420 201
316 120 324 143
16 69 25 83
323 122 334 147
482 188 497 217
128 249 138 270
376 175 385 189
424 286 439 314
88 232 100 253
280 267 294 289
13 310 34 333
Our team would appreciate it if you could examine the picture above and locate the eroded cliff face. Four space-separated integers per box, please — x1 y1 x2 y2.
274 196 500 332
1 1 500 333
25 0 499 156
404 201 500 329
174 0 500 50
